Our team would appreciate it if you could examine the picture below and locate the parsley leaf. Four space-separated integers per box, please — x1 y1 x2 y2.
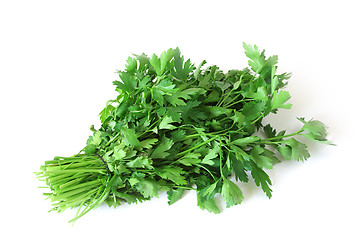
150 137 174 159
278 138 311 162
251 162 273 198
167 188 185 205
221 179 244 207
271 90 292 110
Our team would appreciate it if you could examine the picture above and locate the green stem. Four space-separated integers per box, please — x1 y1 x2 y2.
217 89 234 107
259 141 281 145
208 122 236 136
217 75 244 107
138 117 163 138
173 185 197 191
219 140 224 179
105 132 120 146
184 133 203 139
218 137 230 181
260 130 303 143
224 98 248 108
195 164 216 180
69 175 116 223
251 112 265 125
176 136 217 157
56 179 102 193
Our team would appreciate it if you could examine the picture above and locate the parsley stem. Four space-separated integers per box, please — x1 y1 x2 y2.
224 98 247 108
138 117 163 138
176 136 217 157
217 75 244 107
105 132 120 146
196 164 216 180
184 133 202 139
260 130 303 143
219 138 225 179
251 112 265 124
208 122 236 136
259 141 281 145
174 185 196 191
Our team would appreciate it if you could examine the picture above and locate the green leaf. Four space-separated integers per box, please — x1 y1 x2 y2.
271 75 279 94
125 56 137 73
221 178 244 208
149 49 175 76
152 87 165 106
150 137 174 159
139 75 151 88
156 166 187 185
243 42 278 74
99 103 115 123
166 88 205 107
243 86 268 101
243 43 266 73
199 181 219 200
230 111 245 126
194 60 207 80
215 81 231 92
113 72 137 93
277 145 292 160
166 93 186 106
160 48 175 75
123 128 141 147
133 53 149 71
126 156 154 169
298 118 331 143
115 101 129 119
230 145 251 162
135 179 160 198
178 152 201 166
272 90 292 110
250 145 273 169
204 106 232 119
149 53 161 75
263 124 277 138
180 88 206 97
230 155 249 182
278 138 310 162
233 80 241 90
91 131 102 146
83 144 96 154
201 146 219 166
113 145 126 160
172 47 195 80
155 79 176 97
242 101 266 120
159 116 177 130
197 191 220 214
139 138 158 149
128 177 140 187
167 188 185 205
171 129 186 142
250 161 272 198
166 107 182 123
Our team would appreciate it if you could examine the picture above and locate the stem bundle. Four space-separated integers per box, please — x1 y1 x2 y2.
36 154 111 222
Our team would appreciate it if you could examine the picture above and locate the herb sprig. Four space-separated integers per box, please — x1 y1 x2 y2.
36 43 332 222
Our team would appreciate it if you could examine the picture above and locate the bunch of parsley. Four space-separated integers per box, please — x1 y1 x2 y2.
37 43 331 222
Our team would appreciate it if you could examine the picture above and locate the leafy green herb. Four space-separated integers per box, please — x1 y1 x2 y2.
36 43 333 222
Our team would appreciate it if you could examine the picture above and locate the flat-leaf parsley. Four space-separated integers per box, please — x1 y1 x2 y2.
36 43 332 223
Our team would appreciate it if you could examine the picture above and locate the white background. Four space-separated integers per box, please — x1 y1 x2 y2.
1 0 359 239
